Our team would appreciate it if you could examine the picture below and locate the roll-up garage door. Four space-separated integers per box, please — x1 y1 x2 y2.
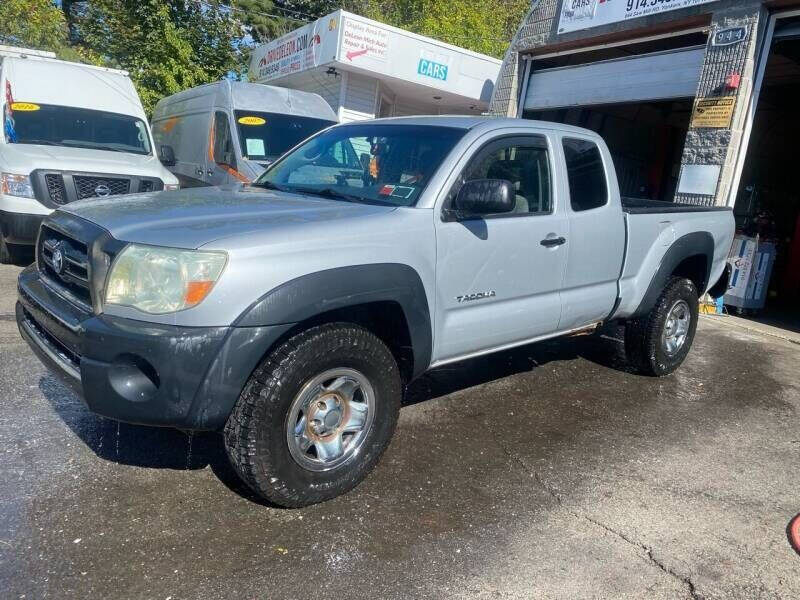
523 46 706 111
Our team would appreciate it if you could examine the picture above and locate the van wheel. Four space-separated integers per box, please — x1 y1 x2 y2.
224 323 401 507
624 277 699 377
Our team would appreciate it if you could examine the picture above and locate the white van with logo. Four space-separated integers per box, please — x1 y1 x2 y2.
151 80 337 188
0 46 179 263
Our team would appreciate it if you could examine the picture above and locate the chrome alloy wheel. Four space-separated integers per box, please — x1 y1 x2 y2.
662 299 691 356
286 368 375 472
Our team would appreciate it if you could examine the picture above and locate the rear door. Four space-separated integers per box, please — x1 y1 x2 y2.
558 136 626 330
433 133 568 363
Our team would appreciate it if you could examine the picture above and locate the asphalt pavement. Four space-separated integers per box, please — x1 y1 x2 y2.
1 261 799 599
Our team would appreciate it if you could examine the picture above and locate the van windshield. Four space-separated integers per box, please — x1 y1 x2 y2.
253 124 466 207
5 103 151 155
234 110 336 163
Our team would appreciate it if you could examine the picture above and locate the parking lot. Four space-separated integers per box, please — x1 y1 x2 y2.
1 261 799 599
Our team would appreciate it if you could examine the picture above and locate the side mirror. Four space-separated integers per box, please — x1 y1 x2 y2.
158 144 176 167
452 179 515 217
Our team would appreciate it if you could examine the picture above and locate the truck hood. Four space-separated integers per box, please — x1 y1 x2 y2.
0 143 175 181
60 184 396 248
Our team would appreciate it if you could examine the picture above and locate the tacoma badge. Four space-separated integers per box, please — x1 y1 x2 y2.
456 291 496 303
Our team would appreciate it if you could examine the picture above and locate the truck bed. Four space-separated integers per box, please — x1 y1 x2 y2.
622 197 732 214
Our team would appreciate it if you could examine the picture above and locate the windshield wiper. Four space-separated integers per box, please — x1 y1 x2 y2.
251 180 286 191
14 139 60 146
60 141 129 153
289 186 366 204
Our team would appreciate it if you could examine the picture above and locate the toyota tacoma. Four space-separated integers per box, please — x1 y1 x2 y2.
16 117 735 506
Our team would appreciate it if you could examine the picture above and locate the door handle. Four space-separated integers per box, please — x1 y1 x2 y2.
540 236 566 248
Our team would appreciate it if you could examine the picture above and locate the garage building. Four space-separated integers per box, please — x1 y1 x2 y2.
492 0 800 331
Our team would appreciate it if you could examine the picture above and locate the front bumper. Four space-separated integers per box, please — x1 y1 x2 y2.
1 211 46 245
17 266 292 430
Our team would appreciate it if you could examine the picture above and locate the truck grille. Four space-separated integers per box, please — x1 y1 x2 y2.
38 225 92 309
35 171 163 206
45 174 67 204
74 175 130 200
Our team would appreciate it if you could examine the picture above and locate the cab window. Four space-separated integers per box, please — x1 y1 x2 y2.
563 138 608 212
449 135 552 216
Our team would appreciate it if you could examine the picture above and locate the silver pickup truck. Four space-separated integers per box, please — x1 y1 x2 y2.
16 117 734 506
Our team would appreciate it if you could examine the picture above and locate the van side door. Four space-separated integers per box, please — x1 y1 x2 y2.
558 136 626 330
432 133 568 364
151 110 212 188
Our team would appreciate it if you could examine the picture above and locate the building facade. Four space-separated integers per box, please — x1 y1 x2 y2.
490 0 800 209
249 10 501 122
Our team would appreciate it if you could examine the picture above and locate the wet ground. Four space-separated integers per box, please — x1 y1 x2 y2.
1 262 799 599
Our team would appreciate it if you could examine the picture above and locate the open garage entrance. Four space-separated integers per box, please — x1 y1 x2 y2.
520 32 706 203
524 100 692 202
730 15 800 332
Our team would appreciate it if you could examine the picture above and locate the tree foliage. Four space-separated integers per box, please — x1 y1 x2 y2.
66 0 242 114
367 0 528 58
0 0 81 60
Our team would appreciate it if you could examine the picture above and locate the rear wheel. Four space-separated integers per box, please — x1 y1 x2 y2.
625 277 699 376
224 323 401 507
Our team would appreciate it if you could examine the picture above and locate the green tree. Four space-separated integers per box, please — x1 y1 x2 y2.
228 0 293 43
368 0 527 58
0 0 82 60
69 0 242 114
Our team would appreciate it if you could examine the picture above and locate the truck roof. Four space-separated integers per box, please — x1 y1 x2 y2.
366 115 600 137
1 56 143 119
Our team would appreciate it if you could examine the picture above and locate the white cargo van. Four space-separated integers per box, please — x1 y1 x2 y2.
151 80 337 188
0 46 179 263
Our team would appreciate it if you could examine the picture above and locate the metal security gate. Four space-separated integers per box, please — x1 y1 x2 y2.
522 46 706 111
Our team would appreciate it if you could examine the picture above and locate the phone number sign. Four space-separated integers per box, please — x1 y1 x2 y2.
558 0 716 35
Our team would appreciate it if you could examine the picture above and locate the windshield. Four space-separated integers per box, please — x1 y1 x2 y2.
254 124 466 207
4 103 152 155
234 110 336 163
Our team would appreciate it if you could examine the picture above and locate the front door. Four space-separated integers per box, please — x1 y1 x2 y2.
433 134 568 363
208 110 240 185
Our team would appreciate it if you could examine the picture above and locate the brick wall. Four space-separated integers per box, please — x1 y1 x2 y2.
676 2 765 206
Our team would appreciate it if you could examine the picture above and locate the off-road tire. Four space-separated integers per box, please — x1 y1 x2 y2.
624 277 699 377
224 323 401 507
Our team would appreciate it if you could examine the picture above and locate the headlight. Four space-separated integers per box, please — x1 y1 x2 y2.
163 183 180 191
1 173 35 198
105 244 227 314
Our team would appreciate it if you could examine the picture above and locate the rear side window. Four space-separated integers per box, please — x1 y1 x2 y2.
563 138 608 212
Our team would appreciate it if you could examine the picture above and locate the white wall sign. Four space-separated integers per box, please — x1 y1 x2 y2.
248 11 500 104
558 0 717 35
341 18 389 62
249 16 340 83
677 164 720 196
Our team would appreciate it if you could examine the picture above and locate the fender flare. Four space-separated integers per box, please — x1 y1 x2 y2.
235 263 433 378
632 232 714 318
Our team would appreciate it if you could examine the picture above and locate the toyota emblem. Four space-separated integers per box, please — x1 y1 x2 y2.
52 244 65 275
94 184 111 197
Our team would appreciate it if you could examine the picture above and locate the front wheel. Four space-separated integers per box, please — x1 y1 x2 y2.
625 277 699 376
224 323 401 507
